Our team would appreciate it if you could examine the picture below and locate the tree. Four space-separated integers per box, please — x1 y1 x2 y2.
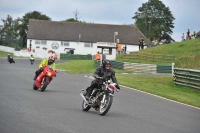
0 15 21 46
132 0 175 41
62 18 79 22
74 9 81 21
62 9 81 22
19 11 51 47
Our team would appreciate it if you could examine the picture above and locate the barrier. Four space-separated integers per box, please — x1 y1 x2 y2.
173 68 200 90
0 45 14 52
60 54 92 60
123 52 175 63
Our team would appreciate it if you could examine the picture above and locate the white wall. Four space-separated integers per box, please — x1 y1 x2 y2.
27 39 117 55
26 39 147 59
0 45 14 52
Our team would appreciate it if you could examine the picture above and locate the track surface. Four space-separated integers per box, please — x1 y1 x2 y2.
0 58 200 133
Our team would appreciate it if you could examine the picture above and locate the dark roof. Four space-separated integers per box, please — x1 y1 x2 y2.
27 19 149 45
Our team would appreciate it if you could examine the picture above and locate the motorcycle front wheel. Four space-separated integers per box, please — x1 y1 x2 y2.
99 95 113 116
41 78 49 92
82 100 91 111
33 82 38 90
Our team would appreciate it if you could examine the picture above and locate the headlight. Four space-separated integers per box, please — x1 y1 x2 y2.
47 72 51 77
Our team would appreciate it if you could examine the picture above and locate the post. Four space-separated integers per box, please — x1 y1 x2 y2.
172 62 175 76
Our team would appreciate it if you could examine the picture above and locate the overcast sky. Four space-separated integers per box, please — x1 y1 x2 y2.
0 0 199 42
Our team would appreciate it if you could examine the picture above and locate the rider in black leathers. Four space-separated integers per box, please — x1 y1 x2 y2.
85 59 120 100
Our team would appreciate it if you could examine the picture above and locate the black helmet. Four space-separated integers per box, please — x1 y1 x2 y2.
103 59 111 68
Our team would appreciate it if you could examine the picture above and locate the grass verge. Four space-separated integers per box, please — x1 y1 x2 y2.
56 60 134 74
0 50 14 57
117 75 200 108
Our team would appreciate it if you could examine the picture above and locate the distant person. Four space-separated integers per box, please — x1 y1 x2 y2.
182 33 185 41
117 44 122 54
95 51 100 60
187 29 190 40
139 38 144 49
193 31 196 39
54 53 58 60
7 54 11 61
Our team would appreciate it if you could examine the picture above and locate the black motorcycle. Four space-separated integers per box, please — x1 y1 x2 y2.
8 57 15 64
80 76 119 116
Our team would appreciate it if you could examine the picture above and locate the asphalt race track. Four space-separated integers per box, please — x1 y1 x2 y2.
0 58 200 133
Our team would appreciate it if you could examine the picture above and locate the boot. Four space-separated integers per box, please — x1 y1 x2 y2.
33 75 37 80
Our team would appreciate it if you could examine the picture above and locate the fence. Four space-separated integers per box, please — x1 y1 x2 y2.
123 52 175 63
60 54 92 60
94 60 124 69
95 60 172 73
173 68 200 89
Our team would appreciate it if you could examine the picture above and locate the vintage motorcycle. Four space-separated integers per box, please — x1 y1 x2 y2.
33 65 58 92
80 76 119 116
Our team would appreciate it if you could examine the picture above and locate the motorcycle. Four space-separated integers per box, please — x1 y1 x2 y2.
8 57 15 64
30 57 34 65
33 65 58 92
80 76 119 116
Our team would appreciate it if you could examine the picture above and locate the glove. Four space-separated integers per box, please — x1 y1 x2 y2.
115 84 120 90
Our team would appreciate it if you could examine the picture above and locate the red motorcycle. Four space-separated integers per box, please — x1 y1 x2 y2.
33 65 58 92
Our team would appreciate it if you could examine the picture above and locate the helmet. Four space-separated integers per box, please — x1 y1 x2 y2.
102 59 111 68
48 55 55 63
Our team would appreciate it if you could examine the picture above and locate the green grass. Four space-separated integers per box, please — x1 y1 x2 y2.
116 57 171 65
117 75 200 108
56 60 132 74
0 50 14 57
117 39 200 69
140 39 200 57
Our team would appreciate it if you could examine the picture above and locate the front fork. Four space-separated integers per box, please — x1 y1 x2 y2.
101 94 106 104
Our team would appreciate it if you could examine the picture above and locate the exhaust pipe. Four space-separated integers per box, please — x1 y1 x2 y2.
80 93 91 105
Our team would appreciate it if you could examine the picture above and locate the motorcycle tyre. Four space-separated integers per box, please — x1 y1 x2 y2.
41 78 49 92
82 100 91 111
99 95 113 116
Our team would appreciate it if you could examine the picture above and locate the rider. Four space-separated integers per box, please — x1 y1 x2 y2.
7 54 11 61
85 59 120 100
33 55 56 80
30 54 35 59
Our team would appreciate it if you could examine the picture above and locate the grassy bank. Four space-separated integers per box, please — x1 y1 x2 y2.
117 75 200 108
117 39 200 69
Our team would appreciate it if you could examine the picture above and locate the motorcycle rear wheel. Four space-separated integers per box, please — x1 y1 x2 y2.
41 78 49 92
82 100 91 111
99 95 113 116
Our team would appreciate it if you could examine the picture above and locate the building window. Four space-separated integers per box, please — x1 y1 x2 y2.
35 40 47 45
61 41 70 46
41 40 47 45
35 40 40 44
84 43 93 47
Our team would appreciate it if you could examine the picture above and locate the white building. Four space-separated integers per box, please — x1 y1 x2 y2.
27 19 149 60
